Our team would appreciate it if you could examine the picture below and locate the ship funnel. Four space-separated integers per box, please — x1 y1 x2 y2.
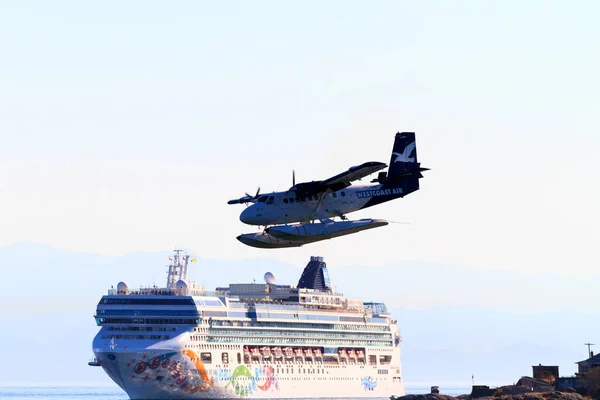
297 256 332 292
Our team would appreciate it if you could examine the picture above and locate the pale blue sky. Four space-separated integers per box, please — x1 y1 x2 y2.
1 1 599 275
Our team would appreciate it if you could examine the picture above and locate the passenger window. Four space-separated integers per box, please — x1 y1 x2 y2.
283 199 288 204
267 196 274 205
258 196 267 203
290 198 295 204
222 352 229 364
332 193 337 198
201 352 212 363
341 191 346 197
237 353 241 364
379 355 391 365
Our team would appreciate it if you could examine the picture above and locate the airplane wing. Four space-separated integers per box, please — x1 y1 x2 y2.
321 161 387 187
292 161 387 197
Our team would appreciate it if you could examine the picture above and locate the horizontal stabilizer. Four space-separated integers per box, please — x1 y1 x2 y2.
394 166 430 178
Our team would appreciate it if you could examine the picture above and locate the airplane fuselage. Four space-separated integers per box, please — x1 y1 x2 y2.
239 181 408 226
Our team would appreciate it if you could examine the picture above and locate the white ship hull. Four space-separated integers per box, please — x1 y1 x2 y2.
94 347 404 399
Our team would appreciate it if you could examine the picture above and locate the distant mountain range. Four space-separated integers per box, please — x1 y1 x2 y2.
1 242 596 387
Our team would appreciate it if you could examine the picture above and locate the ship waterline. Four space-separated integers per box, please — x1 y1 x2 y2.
92 253 404 399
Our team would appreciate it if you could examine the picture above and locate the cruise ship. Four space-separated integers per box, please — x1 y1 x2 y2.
91 251 404 399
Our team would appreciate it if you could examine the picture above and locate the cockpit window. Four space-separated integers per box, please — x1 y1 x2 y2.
258 196 268 203
267 196 274 205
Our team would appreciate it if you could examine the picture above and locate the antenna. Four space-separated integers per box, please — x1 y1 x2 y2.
166 249 188 289
585 343 595 358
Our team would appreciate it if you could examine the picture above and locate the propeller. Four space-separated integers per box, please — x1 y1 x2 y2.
227 187 261 205
292 170 295 186
245 187 261 199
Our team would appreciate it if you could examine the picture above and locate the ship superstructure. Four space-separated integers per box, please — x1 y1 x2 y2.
92 253 404 399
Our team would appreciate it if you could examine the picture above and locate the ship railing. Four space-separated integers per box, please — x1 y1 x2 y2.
298 289 345 297
105 288 224 297
190 290 222 297
228 302 304 311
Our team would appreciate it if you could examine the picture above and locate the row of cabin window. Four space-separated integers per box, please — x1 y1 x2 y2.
197 352 391 366
281 192 347 205
103 334 170 340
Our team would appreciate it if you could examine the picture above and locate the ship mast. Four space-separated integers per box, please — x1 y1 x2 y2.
166 249 189 289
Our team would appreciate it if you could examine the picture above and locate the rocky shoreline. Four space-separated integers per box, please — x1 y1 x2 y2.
396 391 587 400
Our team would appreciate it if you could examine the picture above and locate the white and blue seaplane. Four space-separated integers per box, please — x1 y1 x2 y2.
228 132 429 248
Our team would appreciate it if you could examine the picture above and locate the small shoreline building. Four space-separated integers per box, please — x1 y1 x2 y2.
577 352 600 376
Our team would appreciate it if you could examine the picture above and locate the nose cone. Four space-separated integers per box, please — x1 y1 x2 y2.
239 206 255 225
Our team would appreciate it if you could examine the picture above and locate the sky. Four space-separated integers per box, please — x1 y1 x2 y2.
0 0 599 386
1 1 599 276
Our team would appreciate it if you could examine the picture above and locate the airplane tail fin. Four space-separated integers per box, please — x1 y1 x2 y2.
388 132 419 178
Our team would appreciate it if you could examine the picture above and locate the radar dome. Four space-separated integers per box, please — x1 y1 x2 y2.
117 281 129 292
176 280 188 290
264 272 276 285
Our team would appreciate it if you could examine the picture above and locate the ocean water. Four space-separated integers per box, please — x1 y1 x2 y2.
0 386 471 400
0 387 127 400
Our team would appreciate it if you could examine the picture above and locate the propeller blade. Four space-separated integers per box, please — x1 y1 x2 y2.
230 186 261 205
293 170 295 186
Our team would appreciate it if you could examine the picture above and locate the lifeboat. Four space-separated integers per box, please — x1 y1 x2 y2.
261 347 272 357
284 347 294 357
294 348 304 356
303 348 313 356
357 350 365 358
273 347 283 356
338 349 347 356
243 347 250 354
314 348 322 357
348 349 356 358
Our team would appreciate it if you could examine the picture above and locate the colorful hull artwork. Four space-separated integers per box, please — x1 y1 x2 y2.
97 350 287 399
95 349 394 399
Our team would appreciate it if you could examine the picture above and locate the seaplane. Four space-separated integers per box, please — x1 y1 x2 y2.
228 132 428 249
